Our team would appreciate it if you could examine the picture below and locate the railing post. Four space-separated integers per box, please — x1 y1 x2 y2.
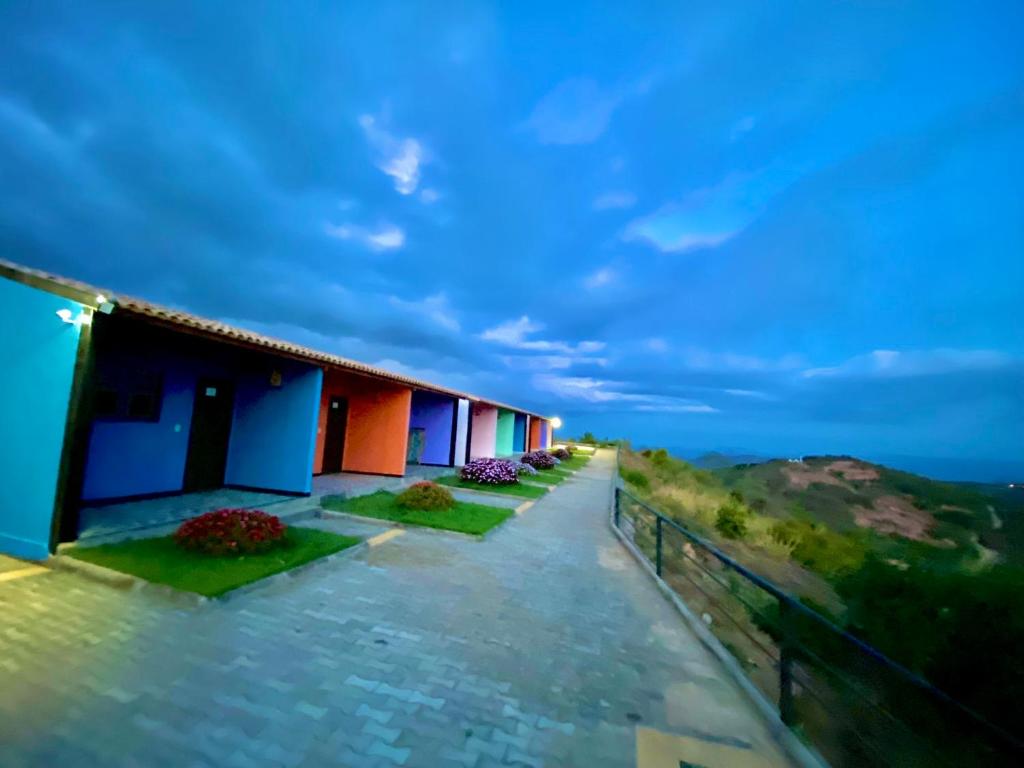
778 599 797 727
614 488 621 528
655 516 663 577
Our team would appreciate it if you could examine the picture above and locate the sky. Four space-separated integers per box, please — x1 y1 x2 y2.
1 2 1022 480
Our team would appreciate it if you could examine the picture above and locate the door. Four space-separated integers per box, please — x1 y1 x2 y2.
321 396 348 474
407 428 425 464
183 378 235 492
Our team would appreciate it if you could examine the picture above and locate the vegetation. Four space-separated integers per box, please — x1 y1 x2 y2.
460 457 520 485
323 490 512 535
618 445 1024 735
714 499 749 539
435 475 548 498
174 508 287 556
521 450 557 470
67 527 360 597
396 481 454 511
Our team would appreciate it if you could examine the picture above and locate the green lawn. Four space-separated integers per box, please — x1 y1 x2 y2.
559 455 592 471
526 469 568 485
435 475 549 499
322 491 513 535
65 527 361 598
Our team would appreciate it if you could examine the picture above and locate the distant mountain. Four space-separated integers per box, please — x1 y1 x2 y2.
712 455 1024 565
689 450 770 470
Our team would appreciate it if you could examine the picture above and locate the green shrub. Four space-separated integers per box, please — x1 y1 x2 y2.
771 518 867 578
715 501 749 539
396 482 455 511
620 468 650 491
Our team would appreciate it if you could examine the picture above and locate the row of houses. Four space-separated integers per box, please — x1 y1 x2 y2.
0 260 555 560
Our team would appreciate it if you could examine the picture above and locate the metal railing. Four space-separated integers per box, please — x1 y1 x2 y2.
613 487 1023 768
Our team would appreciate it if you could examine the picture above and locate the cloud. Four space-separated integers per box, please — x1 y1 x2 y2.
724 388 774 400
593 191 636 210
358 113 425 195
583 267 615 289
522 78 622 145
532 374 718 413
802 349 1015 379
479 315 605 355
623 168 798 253
324 220 405 251
389 293 460 332
645 338 669 353
683 347 804 372
500 354 608 371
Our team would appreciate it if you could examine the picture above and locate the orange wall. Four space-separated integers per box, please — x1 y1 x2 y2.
315 370 412 476
529 418 543 451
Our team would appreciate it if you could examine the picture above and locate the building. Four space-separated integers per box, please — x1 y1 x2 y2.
0 260 554 559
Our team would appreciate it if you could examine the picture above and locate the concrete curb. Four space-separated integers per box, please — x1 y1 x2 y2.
606 494 828 768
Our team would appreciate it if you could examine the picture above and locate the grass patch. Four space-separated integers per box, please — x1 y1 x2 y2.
65 527 360 598
559 455 592 471
323 490 513 535
435 475 548 498
523 470 569 486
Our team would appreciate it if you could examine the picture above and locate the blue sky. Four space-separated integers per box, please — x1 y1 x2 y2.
1 2 1022 479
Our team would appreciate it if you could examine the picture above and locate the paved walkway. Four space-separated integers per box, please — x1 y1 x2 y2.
0 450 793 767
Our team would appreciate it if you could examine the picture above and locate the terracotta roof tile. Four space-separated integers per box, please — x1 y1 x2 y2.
0 258 549 419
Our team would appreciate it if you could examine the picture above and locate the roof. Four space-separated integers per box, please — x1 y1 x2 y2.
0 258 550 420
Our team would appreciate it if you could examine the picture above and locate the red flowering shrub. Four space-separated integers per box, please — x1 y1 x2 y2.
397 482 455 511
550 447 572 461
461 458 520 485
521 450 557 470
174 508 286 556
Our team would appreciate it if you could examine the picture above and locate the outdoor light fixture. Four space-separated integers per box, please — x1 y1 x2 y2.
55 308 73 323
551 416 563 429
96 294 107 304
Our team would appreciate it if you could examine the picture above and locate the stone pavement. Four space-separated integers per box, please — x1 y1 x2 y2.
0 450 795 767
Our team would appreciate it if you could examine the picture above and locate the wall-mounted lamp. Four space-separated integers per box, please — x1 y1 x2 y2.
551 416 563 429
56 308 74 323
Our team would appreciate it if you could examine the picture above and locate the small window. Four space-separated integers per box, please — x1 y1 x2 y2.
93 372 163 423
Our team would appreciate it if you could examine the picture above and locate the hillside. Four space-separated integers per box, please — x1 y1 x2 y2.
617 446 1024 738
712 455 1024 568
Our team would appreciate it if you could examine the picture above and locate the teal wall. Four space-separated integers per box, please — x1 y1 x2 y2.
0 278 83 559
496 409 515 456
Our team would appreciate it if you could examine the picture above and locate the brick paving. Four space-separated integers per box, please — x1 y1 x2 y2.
0 450 794 767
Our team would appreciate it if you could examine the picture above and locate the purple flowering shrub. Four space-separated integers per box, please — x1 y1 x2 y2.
460 458 520 485
521 450 557 470
516 462 538 476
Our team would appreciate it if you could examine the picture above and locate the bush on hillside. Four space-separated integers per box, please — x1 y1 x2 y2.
175 509 286 556
461 458 520 485
396 482 455 511
715 501 749 539
521 450 557 470
620 468 650 491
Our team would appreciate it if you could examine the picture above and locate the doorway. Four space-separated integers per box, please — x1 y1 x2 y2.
322 396 348 473
183 378 235 492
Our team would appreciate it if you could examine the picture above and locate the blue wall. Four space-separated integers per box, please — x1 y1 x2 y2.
225 363 322 493
0 279 82 559
408 391 455 465
82 320 322 500
513 413 527 452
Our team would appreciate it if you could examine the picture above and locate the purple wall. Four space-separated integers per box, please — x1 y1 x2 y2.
408 390 455 465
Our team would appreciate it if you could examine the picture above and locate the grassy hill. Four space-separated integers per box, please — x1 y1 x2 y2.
617 446 1024 738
